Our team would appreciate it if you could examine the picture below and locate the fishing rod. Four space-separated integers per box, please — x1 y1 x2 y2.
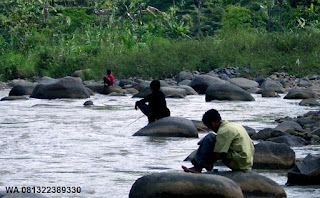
124 115 144 128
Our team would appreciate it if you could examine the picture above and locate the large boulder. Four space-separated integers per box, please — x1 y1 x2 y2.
297 78 312 87
30 76 90 99
309 85 320 94
9 82 36 96
299 98 320 106
132 86 151 98
251 128 283 140
268 135 309 147
274 121 304 132
129 172 244 198
190 75 228 94
260 79 285 93
205 171 287 198
85 83 123 95
284 89 318 99
175 70 194 83
243 126 257 137
173 85 198 95
161 87 187 98
311 127 320 136
0 82 8 89
118 79 136 88
1 96 28 101
133 117 198 137
132 86 188 98
287 154 320 185
253 141 295 169
205 83 255 102
261 88 280 97
228 77 259 90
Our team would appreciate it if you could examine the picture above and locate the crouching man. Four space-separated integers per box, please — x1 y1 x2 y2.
182 109 254 173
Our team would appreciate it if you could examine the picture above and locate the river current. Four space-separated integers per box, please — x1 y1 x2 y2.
0 89 319 198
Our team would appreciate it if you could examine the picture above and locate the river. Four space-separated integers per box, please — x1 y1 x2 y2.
0 89 319 198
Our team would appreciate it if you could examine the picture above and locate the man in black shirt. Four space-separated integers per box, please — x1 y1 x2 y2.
135 80 170 123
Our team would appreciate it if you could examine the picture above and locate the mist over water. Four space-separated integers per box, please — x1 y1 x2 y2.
0 89 319 197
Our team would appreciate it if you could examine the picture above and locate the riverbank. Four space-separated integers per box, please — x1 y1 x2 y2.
1 30 320 82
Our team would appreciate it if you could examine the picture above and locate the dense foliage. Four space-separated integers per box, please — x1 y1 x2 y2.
0 0 320 81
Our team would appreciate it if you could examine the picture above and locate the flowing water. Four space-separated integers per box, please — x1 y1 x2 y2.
0 89 319 198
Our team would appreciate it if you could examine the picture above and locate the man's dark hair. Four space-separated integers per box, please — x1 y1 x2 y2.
202 109 221 127
150 80 161 91
107 69 111 75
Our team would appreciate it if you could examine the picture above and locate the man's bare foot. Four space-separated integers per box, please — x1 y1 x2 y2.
182 165 202 174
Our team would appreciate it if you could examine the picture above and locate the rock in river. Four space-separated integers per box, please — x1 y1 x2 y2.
133 117 198 137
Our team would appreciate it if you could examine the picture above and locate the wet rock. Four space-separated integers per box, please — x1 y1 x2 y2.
205 171 287 198
83 100 94 106
311 127 320 136
161 87 187 97
133 86 187 98
309 85 320 94
284 89 318 99
243 126 256 137
8 79 26 87
261 88 280 97
125 88 139 95
251 128 284 140
274 121 304 132
85 83 123 95
297 78 312 87
287 154 320 185
9 82 36 96
296 117 316 128
129 172 244 198
268 135 309 147
0 82 8 89
173 85 198 95
133 117 198 137
253 141 295 169
299 98 320 106
131 82 149 91
177 79 191 86
260 79 285 93
255 76 265 85
175 70 194 83
228 77 259 90
1 96 28 101
205 83 255 102
132 86 151 98
190 75 228 94
31 77 90 99
118 79 136 87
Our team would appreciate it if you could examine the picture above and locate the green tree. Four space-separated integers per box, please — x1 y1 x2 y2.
222 5 252 30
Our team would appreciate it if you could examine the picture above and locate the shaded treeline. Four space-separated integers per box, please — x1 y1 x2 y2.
0 0 319 81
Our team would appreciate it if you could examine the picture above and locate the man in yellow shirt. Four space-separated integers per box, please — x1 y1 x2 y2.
182 109 254 173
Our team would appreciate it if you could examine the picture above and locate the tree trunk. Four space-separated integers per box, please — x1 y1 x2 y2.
268 0 272 32
198 0 202 37
278 0 283 31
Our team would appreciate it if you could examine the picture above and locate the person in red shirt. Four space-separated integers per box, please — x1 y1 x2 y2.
103 69 114 87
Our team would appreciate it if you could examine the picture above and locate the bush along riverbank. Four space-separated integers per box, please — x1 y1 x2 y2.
1 29 320 82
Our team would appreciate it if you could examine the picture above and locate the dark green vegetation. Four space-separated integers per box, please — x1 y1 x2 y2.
0 0 319 81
